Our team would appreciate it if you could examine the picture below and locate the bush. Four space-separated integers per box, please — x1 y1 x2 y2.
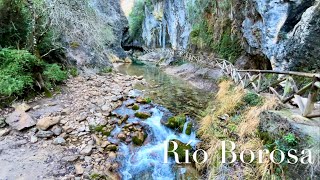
0 48 67 97
242 91 264 106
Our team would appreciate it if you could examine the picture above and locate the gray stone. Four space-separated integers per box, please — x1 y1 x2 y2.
61 155 78 162
36 130 54 138
0 128 10 137
0 117 6 128
5 110 36 130
80 145 93 155
52 125 62 136
30 136 38 143
36 116 61 130
53 137 66 145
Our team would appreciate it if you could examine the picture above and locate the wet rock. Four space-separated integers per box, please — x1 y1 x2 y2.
132 131 146 146
134 112 151 119
185 122 192 135
61 155 78 162
36 130 54 138
80 145 93 155
0 128 10 137
117 133 126 141
168 139 192 162
132 104 140 111
165 114 186 132
118 115 129 125
37 116 61 130
53 137 66 145
136 97 152 104
106 144 117 151
5 110 36 130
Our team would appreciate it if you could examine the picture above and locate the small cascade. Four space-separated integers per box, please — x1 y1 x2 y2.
117 106 199 179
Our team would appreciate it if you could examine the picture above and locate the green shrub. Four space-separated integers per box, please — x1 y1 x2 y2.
0 48 67 97
242 91 264 106
128 0 145 41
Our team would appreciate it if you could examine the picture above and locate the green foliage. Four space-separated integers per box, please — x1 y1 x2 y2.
132 104 140 110
128 0 145 41
43 64 67 83
0 48 66 97
0 0 30 49
69 67 78 77
242 91 264 106
100 67 113 73
284 133 297 145
0 49 41 96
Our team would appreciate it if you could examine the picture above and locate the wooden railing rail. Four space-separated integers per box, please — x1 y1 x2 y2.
143 48 320 118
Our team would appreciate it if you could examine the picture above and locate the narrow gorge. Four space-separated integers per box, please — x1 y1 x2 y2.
0 0 319 180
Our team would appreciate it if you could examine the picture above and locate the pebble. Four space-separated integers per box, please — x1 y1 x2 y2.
36 130 54 138
30 136 38 143
80 145 93 155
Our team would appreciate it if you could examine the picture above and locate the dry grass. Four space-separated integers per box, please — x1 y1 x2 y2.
199 80 244 137
238 96 279 138
198 80 283 179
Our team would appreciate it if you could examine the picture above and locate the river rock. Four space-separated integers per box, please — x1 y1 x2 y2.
61 155 78 162
80 145 93 155
0 128 10 137
53 137 66 145
37 116 61 130
117 133 126 141
36 130 54 138
132 131 146 146
134 112 151 119
13 102 31 112
5 110 36 130
51 125 62 136
106 144 117 151
75 164 84 175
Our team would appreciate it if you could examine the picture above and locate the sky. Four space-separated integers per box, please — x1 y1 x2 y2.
120 0 135 17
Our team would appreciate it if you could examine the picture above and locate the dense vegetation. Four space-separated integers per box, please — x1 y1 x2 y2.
128 0 146 42
187 0 243 63
0 0 67 105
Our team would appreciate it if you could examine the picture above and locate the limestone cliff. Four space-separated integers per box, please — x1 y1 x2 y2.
48 0 128 69
142 0 191 50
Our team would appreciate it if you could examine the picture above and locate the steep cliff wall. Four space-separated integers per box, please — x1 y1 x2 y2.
137 0 320 71
142 0 191 50
48 0 128 68
242 0 319 71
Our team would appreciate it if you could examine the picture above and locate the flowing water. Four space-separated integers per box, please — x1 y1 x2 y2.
114 62 214 179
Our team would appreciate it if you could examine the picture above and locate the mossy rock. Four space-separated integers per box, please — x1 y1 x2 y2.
136 97 152 104
165 114 186 132
135 112 151 119
106 144 117 151
185 122 192 135
132 104 140 110
132 131 147 146
90 125 111 136
168 139 192 162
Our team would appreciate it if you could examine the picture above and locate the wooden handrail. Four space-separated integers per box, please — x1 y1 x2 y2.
143 48 320 118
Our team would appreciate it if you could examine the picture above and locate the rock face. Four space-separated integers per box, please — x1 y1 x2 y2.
241 0 319 71
5 111 36 130
49 0 129 68
142 0 191 50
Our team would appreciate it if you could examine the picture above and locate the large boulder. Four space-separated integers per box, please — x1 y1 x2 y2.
5 110 36 130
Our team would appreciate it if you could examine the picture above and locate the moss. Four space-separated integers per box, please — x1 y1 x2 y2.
168 139 192 162
165 114 186 132
69 67 78 77
136 96 152 104
132 104 140 110
90 173 109 180
70 41 80 49
90 125 111 136
185 122 192 135
242 91 264 106
100 67 113 73
135 112 151 119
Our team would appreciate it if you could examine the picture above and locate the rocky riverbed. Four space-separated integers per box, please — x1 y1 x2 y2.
0 73 146 179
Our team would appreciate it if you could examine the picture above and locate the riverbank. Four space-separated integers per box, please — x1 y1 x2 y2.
0 73 145 179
